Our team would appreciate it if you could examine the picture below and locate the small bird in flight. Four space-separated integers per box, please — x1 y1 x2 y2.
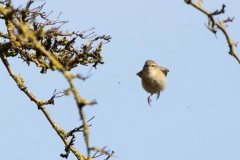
137 60 169 106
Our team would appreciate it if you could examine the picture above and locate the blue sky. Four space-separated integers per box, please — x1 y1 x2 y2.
1 0 240 160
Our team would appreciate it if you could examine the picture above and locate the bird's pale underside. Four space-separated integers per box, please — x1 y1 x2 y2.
137 60 169 106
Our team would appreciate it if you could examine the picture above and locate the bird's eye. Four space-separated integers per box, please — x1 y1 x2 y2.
151 65 155 67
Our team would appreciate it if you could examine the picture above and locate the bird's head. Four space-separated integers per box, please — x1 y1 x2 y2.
143 60 157 71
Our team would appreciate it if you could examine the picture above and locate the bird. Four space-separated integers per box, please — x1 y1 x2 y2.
136 60 169 106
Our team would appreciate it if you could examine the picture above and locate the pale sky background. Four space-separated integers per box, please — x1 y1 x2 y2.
1 0 240 160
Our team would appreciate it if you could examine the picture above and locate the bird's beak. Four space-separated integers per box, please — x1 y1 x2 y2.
136 72 142 78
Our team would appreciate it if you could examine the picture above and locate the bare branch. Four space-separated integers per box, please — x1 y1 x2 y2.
67 116 95 137
0 1 113 159
184 1 240 63
48 89 66 105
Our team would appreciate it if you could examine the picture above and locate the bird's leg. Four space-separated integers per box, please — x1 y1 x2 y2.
156 91 161 100
148 94 153 106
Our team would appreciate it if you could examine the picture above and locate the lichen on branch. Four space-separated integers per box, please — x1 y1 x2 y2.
0 0 111 74
0 1 113 159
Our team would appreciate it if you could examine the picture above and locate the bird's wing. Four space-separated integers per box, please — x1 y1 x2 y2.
136 71 143 78
159 66 169 76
